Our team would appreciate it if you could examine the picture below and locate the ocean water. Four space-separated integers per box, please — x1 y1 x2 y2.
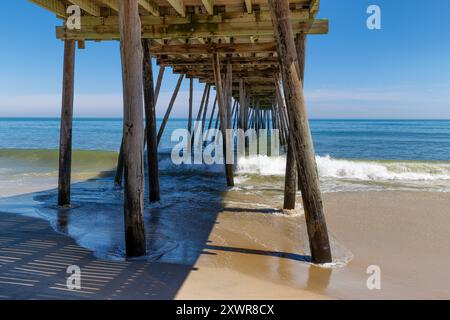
0 118 449 262
1 118 450 194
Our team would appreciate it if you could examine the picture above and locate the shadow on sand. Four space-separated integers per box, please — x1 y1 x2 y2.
0 171 324 299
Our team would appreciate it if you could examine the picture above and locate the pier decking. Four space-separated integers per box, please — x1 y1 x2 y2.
28 0 332 263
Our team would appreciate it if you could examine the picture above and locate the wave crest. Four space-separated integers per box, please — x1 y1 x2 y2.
237 155 450 182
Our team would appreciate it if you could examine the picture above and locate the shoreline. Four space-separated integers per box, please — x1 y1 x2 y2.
0 187 449 299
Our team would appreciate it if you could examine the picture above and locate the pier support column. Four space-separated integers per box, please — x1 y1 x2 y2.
157 74 184 145
269 0 332 263
58 39 76 207
188 77 194 137
142 39 160 203
115 65 165 188
119 0 146 257
295 34 307 191
239 79 246 131
212 53 234 187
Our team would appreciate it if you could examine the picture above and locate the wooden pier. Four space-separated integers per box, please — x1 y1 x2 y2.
29 0 332 263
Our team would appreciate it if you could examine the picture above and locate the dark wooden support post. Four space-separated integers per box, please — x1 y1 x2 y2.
239 79 246 131
154 66 165 104
201 85 211 133
275 75 296 210
296 33 307 191
226 61 233 129
115 66 165 188
157 74 184 145
142 39 160 203
191 84 208 150
119 0 146 258
114 138 125 187
207 97 218 131
269 0 332 263
58 40 76 207
188 77 194 136
212 53 234 187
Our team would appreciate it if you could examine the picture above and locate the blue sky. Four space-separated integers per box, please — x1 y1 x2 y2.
0 0 449 118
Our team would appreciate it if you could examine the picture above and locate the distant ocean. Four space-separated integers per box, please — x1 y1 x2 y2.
1 118 450 195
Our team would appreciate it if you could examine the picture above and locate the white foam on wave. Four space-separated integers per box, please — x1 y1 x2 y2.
236 155 450 182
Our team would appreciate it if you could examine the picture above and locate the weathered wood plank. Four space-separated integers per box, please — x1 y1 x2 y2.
269 0 332 263
200 0 214 15
30 0 67 17
167 0 186 17
138 0 159 16
157 74 184 145
212 53 234 187
142 39 160 203
119 0 146 258
58 39 76 207
56 19 328 41
67 0 100 16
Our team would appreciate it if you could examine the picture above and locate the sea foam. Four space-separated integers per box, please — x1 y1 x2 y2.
236 155 450 182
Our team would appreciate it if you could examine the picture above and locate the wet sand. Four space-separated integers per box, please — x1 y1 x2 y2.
1 190 449 299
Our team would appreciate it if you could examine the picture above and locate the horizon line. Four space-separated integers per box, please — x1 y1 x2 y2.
1 117 450 121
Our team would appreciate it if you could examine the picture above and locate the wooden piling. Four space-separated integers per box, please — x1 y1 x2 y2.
142 39 160 203
58 39 76 207
192 84 209 150
114 138 125 187
157 74 184 145
188 77 193 136
239 79 246 131
226 62 233 129
212 53 234 187
296 33 307 191
118 0 146 258
154 66 165 104
269 0 332 263
115 65 165 188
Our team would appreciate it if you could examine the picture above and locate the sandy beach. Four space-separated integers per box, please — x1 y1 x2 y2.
1 189 449 300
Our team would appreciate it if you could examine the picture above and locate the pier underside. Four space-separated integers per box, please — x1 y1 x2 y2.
29 0 333 263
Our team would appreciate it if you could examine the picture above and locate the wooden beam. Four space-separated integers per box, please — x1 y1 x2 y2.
310 0 320 16
157 56 278 67
99 0 119 12
119 0 146 258
154 66 165 104
138 0 160 16
239 79 246 131
188 77 194 136
67 0 101 16
142 39 160 203
212 53 234 187
245 0 252 13
269 0 331 264
157 74 184 145
200 0 214 15
167 0 186 17
29 0 67 17
56 18 328 41
150 42 277 55
58 40 76 207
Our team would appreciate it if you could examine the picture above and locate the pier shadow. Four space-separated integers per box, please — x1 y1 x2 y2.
205 244 311 263
0 171 226 300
